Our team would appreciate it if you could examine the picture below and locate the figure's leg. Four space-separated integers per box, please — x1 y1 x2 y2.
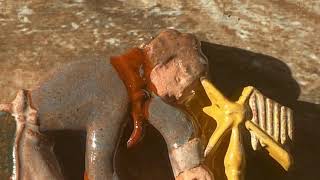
1 90 64 180
21 124 64 180
85 118 124 180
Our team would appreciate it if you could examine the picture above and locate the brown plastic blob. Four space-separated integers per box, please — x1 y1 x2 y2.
110 47 156 148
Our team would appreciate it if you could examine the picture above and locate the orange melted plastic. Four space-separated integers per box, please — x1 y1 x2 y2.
110 47 155 148
84 171 89 180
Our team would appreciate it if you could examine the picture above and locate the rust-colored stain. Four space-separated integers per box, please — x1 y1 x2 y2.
110 47 155 147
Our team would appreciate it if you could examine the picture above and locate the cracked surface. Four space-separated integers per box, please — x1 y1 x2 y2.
145 29 207 101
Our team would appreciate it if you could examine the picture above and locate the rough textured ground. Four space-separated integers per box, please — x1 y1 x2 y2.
0 0 319 180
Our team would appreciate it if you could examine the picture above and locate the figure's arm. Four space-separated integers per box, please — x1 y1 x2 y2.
147 96 212 179
85 100 128 180
245 120 293 170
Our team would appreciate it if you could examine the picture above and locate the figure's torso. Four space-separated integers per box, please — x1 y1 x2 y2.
30 58 128 131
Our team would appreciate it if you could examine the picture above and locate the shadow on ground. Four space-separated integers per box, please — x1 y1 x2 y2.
2 42 318 180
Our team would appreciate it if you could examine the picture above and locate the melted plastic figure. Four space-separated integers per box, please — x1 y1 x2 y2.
0 29 212 180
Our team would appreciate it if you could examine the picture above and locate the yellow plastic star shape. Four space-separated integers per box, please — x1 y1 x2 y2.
200 78 292 180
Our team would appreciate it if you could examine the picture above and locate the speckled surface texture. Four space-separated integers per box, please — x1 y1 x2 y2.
0 0 319 180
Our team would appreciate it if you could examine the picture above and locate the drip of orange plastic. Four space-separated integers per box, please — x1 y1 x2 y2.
110 47 155 148
84 171 89 180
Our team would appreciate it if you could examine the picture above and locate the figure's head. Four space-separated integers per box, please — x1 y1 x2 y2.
144 29 208 103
